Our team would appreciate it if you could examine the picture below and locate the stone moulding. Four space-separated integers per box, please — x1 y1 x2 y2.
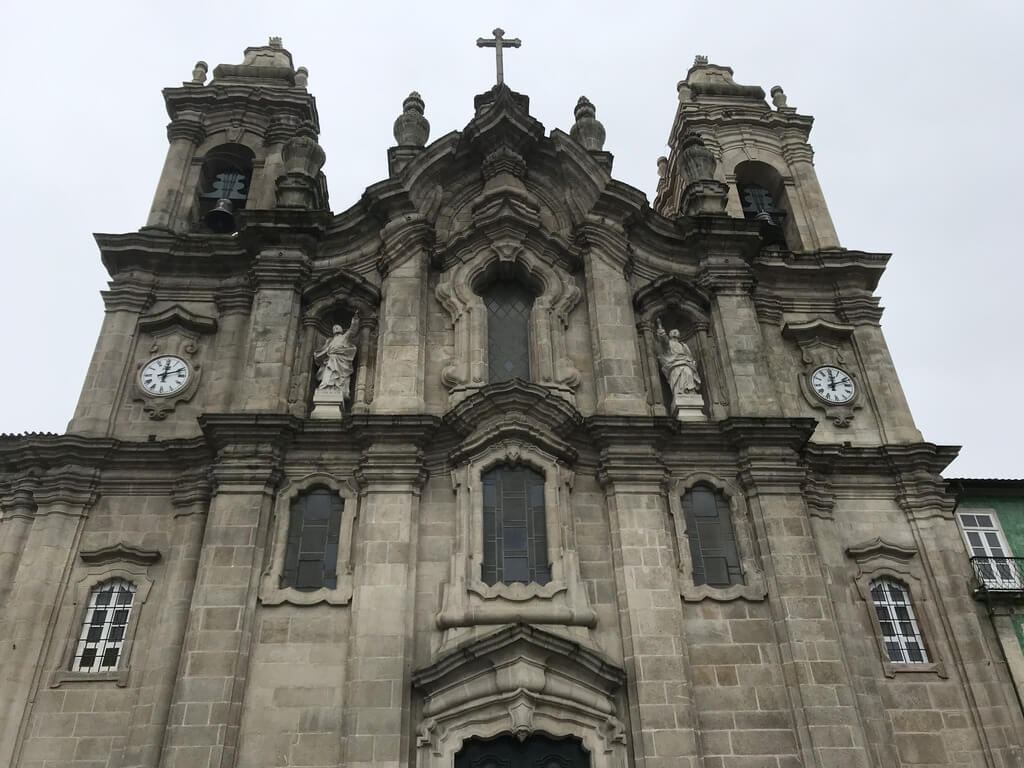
435 234 582 408
413 624 627 768
437 430 595 641
782 319 862 428
79 543 162 567
259 472 358 606
667 471 767 602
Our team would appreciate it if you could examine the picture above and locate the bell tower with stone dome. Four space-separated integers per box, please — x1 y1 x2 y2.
0 38 1021 768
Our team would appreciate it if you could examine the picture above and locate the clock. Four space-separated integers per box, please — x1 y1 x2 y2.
809 365 855 404
139 355 191 397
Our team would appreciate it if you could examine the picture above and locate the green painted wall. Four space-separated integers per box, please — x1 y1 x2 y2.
959 492 1024 656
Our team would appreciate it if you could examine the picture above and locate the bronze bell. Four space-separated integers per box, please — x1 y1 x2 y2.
205 198 236 234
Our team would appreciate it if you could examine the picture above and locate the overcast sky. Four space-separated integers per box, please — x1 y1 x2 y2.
1 1 1019 478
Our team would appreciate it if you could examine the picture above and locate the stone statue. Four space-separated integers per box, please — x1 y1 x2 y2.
655 319 702 397
311 314 359 418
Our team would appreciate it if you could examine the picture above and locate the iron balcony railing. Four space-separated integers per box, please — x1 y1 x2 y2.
969 556 1024 594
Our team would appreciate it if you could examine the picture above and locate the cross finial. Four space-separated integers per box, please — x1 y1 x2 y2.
476 27 521 86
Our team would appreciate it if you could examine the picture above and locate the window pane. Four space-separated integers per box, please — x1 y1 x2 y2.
870 578 930 665
281 489 343 591
482 466 548 586
484 281 533 382
73 578 136 673
503 527 527 551
682 486 743 588
504 556 529 583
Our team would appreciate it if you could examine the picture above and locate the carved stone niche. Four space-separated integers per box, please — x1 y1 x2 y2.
413 624 627 768
435 238 582 409
133 305 216 420
782 319 862 427
633 275 727 418
437 381 595 651
292 269 380 417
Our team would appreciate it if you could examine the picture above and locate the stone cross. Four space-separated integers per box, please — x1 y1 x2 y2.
476 28 521 85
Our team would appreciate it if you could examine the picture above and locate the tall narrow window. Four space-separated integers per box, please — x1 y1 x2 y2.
282 487 343 591
956 510 1022 589
483 280 534 383
682 485 742 587
481 466 550 586
870 578 929 664
73 579 137 672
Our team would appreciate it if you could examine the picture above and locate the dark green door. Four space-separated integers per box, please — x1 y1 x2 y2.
454 734 589 768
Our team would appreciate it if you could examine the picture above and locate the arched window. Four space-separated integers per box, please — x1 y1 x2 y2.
481 465 550 586
282 486 343 591
681 484 742 587
869 578 930 664
73 578 137 672
482 280 534 383
197 143 254 232
735 160 790 248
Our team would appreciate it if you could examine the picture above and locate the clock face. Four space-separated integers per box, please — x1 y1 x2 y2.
139 355 190 397
809 365 855 405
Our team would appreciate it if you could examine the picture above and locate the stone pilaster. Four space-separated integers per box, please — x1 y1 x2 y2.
238 250 310 412
593 420 702 768
0 467 98 768
0 474 38 608
577 223 649 416
724 418 874 768
850 325 923 443
146 113 206 232
372 217 431 413
340 419 432 768
68 275 154 436
780 141 840 251
121 471 209 768
160 415 296 768
699 259 781 416
210 282 254 412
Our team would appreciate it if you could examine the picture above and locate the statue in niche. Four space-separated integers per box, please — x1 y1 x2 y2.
655 318 705 422
310 312 359 419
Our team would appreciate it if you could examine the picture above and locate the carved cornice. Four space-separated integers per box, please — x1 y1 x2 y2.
214 280 255 315
198 414 301 493
0 474 39 520
303 267 381 319
781 319 855 347
97 231 250 280
138 304 218 336
802 471 835 519
0 433 211 476
101 274 156 313
80 543 162 567
845 537 918 565
166 114 206 144
377 214 435 276
835 293 884 325
697 258 756 295
446 381 582 439
752 249 890 292
573 217 631 272
632 274 712 320
162 83 319 137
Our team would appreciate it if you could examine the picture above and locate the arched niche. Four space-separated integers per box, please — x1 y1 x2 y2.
436 245 581 408
633 276 728 418
194 143 256 233
288 269 381 416
733 159 796 248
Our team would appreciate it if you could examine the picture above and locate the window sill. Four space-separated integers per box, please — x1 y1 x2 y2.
259 574 353 606
50 668 129 688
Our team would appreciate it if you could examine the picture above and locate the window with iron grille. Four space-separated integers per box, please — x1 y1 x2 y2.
282 487 343 591
682 485 743 588
73 578 137 673
870 578 929 664
481 466 550 586
483 280 534 383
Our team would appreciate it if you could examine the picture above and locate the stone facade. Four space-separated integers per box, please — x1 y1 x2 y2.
1 39 1022 768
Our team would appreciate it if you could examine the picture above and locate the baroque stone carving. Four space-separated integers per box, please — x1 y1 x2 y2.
782 319 862 427
310 312 359 419
569 96 605 151
655 317 704 422
393 91 430 147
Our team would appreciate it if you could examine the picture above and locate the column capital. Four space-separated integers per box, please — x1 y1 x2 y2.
249 248 311 290
199 414 301 494
166 112 206 144
697 257 756 295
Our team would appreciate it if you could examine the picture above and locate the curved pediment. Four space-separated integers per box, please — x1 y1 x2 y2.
302 267 381 321
444 380 582 464
138 304 218 336
633 274 711 321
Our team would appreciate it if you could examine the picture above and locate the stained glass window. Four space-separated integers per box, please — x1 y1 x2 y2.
483 280 533 382
481 466 550 586
682 485 743 587
870 578 929 664
282 487 343 591
73 579 137 672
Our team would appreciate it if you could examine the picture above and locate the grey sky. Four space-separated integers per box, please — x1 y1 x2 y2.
1 1 1019 477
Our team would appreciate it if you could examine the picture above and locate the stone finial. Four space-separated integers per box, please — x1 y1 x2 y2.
678 132 716 182
693 54 708 66
393 91 430 147
269 36 283 48
295 66 309 88
191 61 208 84
657 156 669 179
570 96 606 152
770 87 790 112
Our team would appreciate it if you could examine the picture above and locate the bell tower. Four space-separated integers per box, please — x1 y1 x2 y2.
145 36 325 235
655 55 839 252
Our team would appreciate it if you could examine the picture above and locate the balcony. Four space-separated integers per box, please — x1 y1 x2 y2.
969 556 1024 600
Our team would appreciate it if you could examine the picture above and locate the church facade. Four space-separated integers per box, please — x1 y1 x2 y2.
1 37 1021 768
